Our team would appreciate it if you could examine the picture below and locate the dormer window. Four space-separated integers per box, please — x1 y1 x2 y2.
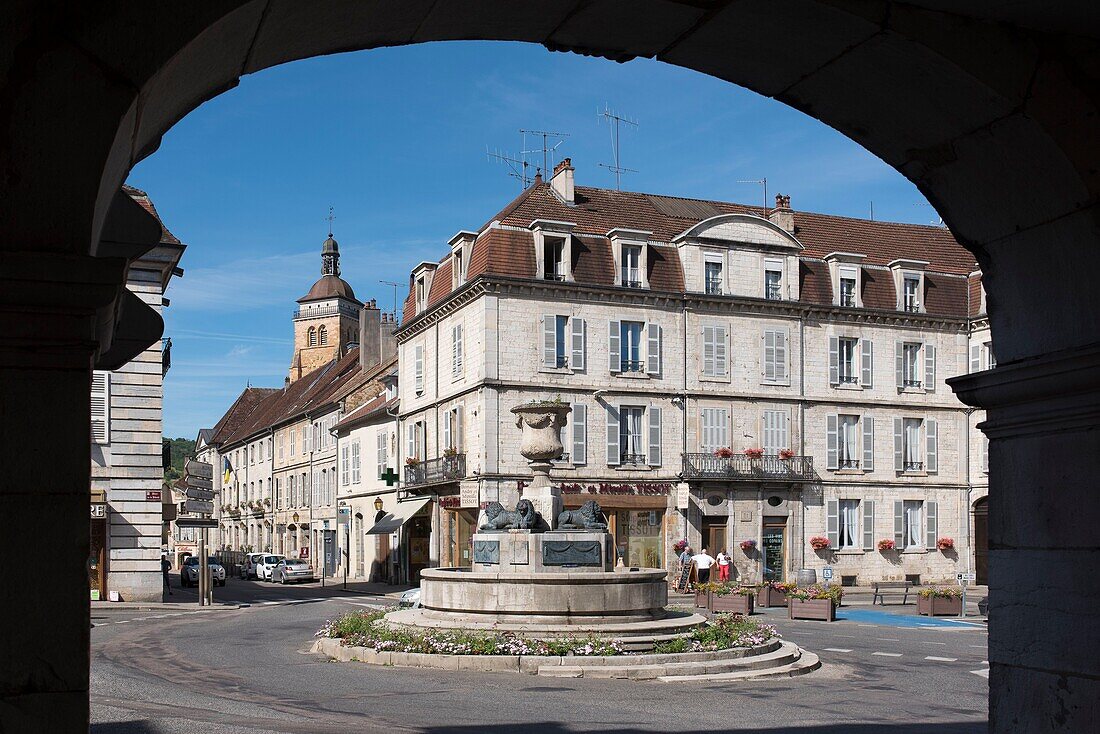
839 270 858 307
608 228 652 290
544 238 565 281
530 220 575 283
452 249 464 288
764 259 784 300
415 277 427 313
888 259 929 313
903 276 920 312
448 231 475 290
705 260 723 295
825 253 865 308
621 245 642 288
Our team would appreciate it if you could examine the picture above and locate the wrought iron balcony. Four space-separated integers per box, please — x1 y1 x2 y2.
620 453 647 466
837 374 859 384
682 453 815 481
903 378 923 388
903 461 925 472
404 454 466 488
837 458 861 470
620 359 645 372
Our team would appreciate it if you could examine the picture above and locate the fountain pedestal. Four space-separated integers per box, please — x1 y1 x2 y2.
471 529 614 573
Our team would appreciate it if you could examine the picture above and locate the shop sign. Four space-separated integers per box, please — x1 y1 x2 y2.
90 503 106 519
146 490 161 502
559 482 674 496
460 484 480 508
676 485 689 509
439 496 460 509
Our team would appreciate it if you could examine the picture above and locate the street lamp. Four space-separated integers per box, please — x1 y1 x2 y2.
374 497 384 512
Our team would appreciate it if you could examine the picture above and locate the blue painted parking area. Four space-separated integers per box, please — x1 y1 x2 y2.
837 607 984 628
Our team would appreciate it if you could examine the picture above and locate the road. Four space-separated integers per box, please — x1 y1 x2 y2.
91 579 988 734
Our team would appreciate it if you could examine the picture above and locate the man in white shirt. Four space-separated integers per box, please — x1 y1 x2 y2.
692 548 716 584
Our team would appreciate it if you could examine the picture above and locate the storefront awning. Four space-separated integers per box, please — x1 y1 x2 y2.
367 496 432 535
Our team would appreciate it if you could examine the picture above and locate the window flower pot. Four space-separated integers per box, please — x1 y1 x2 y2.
709 593 754 615
758 586 789 607
694 589 710 608
789 597 836 621
918 595 963 616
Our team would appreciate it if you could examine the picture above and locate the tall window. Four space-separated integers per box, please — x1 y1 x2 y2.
544 238 564 280
839 499 860 548
700 408 728 453
984 341 997 368
619 407 645 464
415 276 426 313
451 324 464 378
903 418 923 470
702 325 728 378
377 431 388 479
903 343 922 387
762 410 788 455
620 321 645 372
553 315 568 368
838 414 860 469
341 444 350 486
764 261 783 300
308 327 317 347
903 276 921 312
838 337 858 383
903 500 923 548
704 261 723 294
318 324 328 345
621 245 641 288
839 276 856 306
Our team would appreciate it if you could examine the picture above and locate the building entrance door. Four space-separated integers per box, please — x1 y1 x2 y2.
762 521 786 582
89 514 106 600
452 510 476 567
407 513 431 582
973 497 989 585
702 518 727 557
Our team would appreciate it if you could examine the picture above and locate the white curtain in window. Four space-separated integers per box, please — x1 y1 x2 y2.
839 500 859 548
839 416 858 463
905 419 921 465
904 500 922 547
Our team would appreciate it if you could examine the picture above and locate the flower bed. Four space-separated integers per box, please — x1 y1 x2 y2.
758 581 796 607
917 587 963 616
651 614 777 654
788 584 843 621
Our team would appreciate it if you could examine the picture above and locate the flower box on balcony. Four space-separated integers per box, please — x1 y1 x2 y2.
709 590 755 615
789 597 836 621
917 589 963 616
758 584 791 607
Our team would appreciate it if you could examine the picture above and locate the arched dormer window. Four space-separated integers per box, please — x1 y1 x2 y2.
319 324 328 345
308 327 317 347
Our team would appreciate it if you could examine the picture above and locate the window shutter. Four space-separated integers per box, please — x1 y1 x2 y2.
893 500 905 546
981 435 989 473
606 406 620 465
764 330 777 382
572 404 587 465
377 432 386 478
718 326 729 377
774 329 788 383
895 341 904 388
925 418 938 473
703 326 715 376
341 445 349 486
861 339 873 387
646 323 661 375
924 344 936 392
352 441 360 484
570 317 586 370
648 407 662 466
542 315 557 369
970 343 981 373
456 405 464 451
608 320 621 373
90 371 110 444
826 499 839 548
701 409 713 451
894 418 904 472
828 336 839 385
826 414 838 470
862 500 875 550
452 324 463 377
407 424 416 461
718 409 729 451
925 501 938 549
414 345 424 393
862 417 875 471
443 413 452 452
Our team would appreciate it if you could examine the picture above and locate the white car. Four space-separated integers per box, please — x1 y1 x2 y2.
257 554 286 581
398 588 421 608
181 556 226 587
239 552 266 580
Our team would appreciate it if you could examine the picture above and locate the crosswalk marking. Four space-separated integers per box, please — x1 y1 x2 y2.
970 668 990 679
823 648 853 653
872 652 902 657
924 656 958 662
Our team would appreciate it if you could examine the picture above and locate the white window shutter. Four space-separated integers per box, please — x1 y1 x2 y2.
646 323 661 375
352 441 360 484
407 424 416 460
763 330 776 382
862 417 875 471
862 500 875 550
452 324 463 377
924 344 936 392
970 343 981 373
893 500 905 546
606 405 620 465
456 405 464 451
861 339 873 387
719 326 729 377
542 315 557 369
608 320 621 373
701 409 713 451
648 407 662 466
926 418 938 473
826 414 838 470
703 326 715 376
414 345 424 393
895 341 904 388
443 412 451 452
341 444 350 486
826 499 839 548
981 435 989 472
925 500 938 548
828 336 839 385
894 418 904 472
718 409 729 450
90 371 110 444
775 329 788 383
570 317 585 370
572 404 587 465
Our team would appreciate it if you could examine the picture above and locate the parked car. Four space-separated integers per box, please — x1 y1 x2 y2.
257 554 286 581
271 558 314 584
398 588 421 608
181 556 226 587
239 552 266 580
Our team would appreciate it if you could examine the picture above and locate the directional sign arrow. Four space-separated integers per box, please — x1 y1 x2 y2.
182 499 214 515
185 487 216 501
184 459 213 479
176 518 218 529
185 476 213 490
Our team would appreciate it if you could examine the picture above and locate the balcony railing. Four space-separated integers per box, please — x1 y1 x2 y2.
620 359 645 372
903 379 923 388
903 461 925 472
293 303 360 320
837 374 859 385
682 453 815 481
404 454 466 488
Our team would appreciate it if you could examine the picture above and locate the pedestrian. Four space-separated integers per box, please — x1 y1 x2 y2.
717 548 731 581
161 555 173 595
691 547 716 584
679 546 692 567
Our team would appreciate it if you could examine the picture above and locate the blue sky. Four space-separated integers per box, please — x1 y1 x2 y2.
128 41 936 439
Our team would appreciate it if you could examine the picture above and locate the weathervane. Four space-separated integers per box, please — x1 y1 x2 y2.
325 206 335 237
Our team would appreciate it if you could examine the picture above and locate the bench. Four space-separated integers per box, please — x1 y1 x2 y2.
872 581 914 605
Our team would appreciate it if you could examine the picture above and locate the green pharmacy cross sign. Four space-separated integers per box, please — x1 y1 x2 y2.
381 467 400 486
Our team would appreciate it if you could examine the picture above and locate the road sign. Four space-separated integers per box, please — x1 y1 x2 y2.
182 499 214 515
956 572 977 583
185 487 216 501
176 517 218 529
185 476 213 490
185 459 213 479
822 566 834 581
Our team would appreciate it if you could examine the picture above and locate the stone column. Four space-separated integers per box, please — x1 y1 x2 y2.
511 402 571 530
949 347 1100 731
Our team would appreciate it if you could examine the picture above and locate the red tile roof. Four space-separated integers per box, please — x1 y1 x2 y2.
123 184 181 245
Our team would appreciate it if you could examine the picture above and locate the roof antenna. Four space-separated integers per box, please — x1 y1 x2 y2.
736 178 768 218
486 145 531 190
870 200 875 221
379 280 403 319
520 129 570 181
597 105 638 191
325 206 335 237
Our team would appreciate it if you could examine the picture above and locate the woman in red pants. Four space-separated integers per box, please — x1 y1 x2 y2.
717 549 731 581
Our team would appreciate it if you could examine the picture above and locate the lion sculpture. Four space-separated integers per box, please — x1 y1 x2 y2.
479 498 539 531
556 499 608 531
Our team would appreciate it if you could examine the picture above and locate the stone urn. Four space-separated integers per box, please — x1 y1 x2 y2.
511 401 571 529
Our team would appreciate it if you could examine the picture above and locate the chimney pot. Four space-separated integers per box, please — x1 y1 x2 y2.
550 158 575 205
768 193 795 233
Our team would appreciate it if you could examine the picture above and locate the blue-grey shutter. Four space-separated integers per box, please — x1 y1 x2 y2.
924 344 936 392
703 326 715 376
572 404 587 465
893 500 905 546
925 418 938 473
826 499 839 548
605 405 620 465
570 317 585 370
648 407 662 466
862 417 874 471
542 315 557 369
925 501 938 549
861 339 873 387
895 341 904 388
970 343 981 373
862 500 875 550
826 414 838 470
608 320 621 373
894 418 904 472
828 336 839 385
646 323 661 375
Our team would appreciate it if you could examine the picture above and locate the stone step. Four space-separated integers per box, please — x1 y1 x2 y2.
654 648 821 682
537 641 805 680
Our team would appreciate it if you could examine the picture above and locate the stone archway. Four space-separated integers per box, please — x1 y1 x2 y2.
1 3 1097 731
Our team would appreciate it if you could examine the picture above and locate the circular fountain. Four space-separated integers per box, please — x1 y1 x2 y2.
386 400 705 647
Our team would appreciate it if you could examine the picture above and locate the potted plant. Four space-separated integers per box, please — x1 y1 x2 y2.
809 536 831 552
878 538 897 552
739 538 757 554
443 446 458 458
743 447 764 459
936 537 955 551
778 448 796 460
758 581 796 607
405 456 420 466
708 583 756 614
673 538 688 555
713 447 734 458
917 586 963 616
264 498 271 506
694 582 712 608
788 584 843 621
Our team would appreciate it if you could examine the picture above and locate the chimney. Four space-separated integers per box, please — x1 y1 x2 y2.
550 157 574 205
359 301 381 370
769 193 794 233
380 312 398 363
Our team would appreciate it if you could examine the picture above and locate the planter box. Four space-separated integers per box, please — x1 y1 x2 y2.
918 595 963 616
758 586 789 607
709 593 754 615
788 598 836 621
694 589 710 608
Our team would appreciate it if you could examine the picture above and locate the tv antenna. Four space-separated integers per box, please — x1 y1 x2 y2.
913 202 946 227
520 129 569 180
736 178 768 217
486 145 533 190
597 105 638 190
378 280 404 319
